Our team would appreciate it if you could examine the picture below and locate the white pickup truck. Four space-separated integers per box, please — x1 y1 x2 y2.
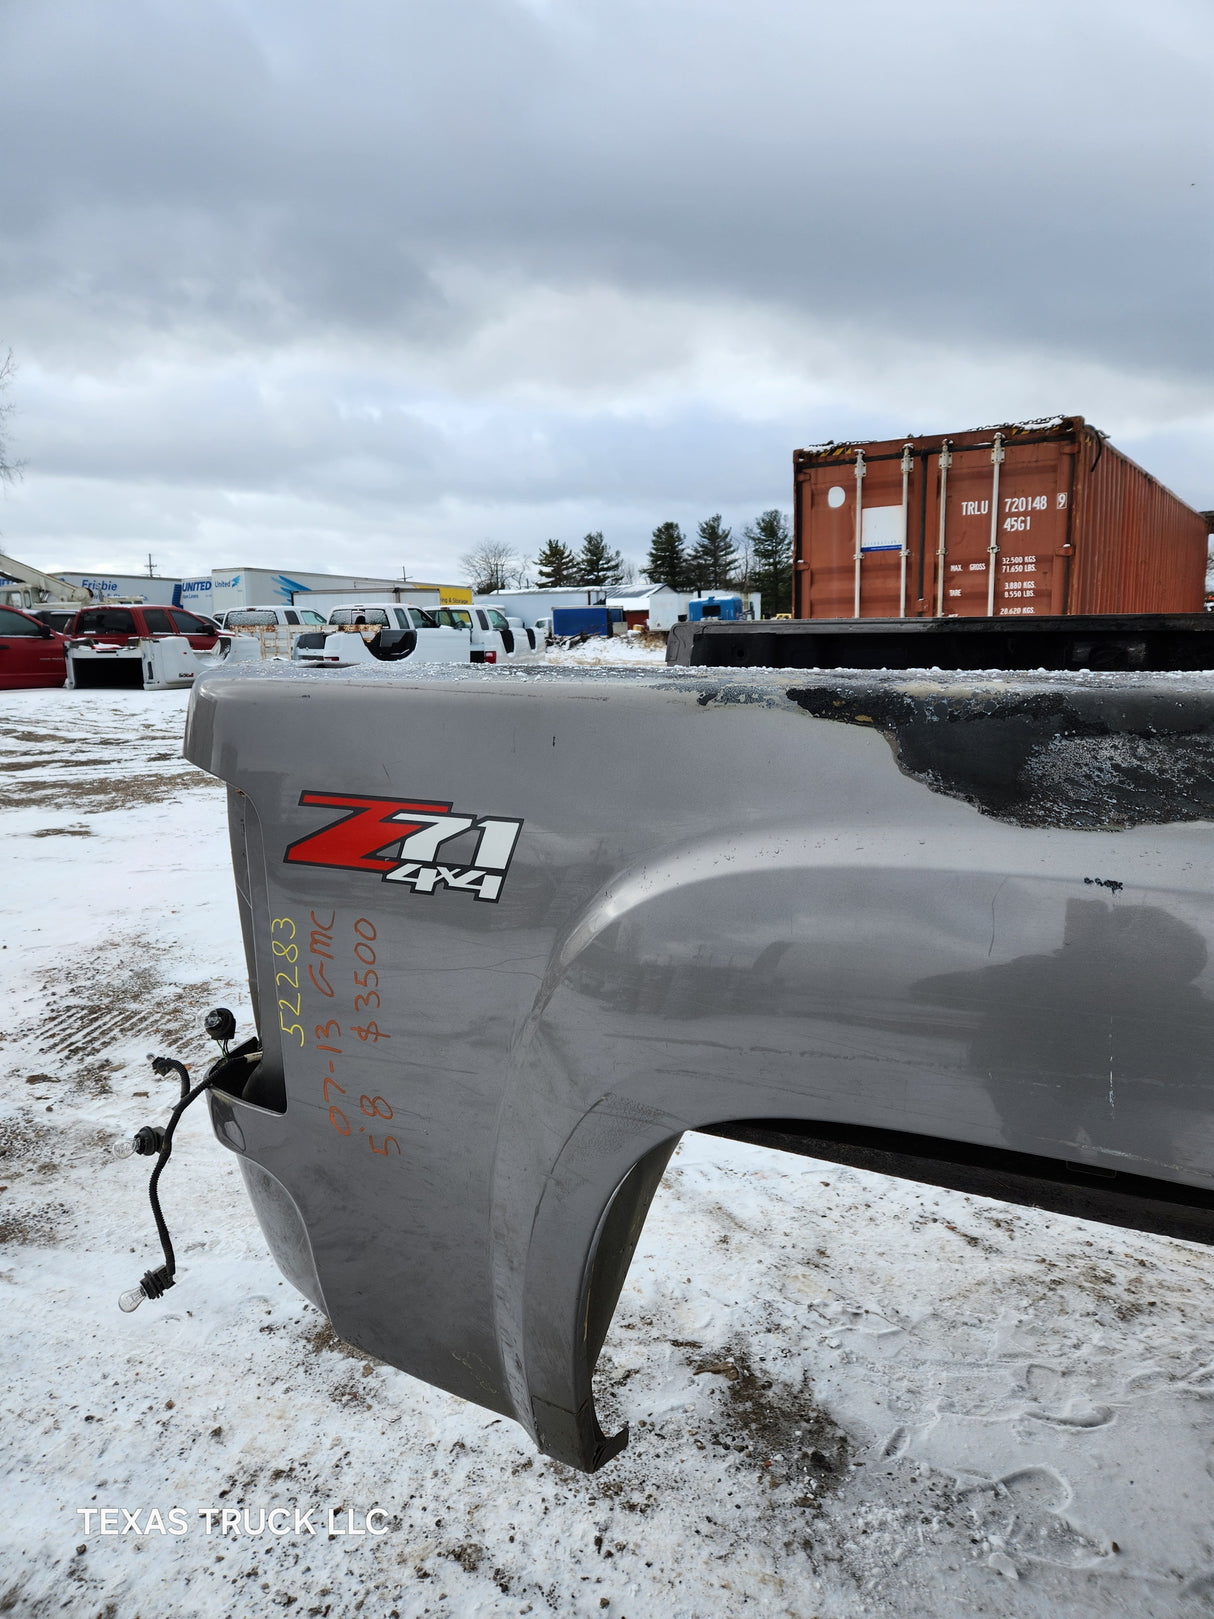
292 602 470 667
436 603 547 663
212 604 328 659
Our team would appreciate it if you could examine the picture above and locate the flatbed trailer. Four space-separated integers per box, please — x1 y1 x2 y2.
667 612 1214 671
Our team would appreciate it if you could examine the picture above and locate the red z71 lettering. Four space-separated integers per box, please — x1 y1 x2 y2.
285 794 452 873
284 791 523 903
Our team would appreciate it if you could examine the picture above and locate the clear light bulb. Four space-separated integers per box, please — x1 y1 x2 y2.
111 1138 136 1160
118 1285 147 1313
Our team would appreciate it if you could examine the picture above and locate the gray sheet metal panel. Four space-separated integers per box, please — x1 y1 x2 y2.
184 663 1214 1469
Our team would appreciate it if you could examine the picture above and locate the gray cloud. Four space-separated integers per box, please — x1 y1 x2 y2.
1 0 1211 575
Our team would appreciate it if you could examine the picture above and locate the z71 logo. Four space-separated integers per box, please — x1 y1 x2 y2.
284 793 522 903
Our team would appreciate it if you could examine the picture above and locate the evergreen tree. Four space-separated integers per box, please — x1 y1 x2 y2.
645 521 688 590
743 509 792 617
688 514 737 591
534 539 579 588
576 530 625 587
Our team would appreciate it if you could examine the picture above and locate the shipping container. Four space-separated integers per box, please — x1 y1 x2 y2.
792 416 1208 621
551 606 623 638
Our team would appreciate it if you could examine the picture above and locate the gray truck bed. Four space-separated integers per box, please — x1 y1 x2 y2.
184 661 1214 1469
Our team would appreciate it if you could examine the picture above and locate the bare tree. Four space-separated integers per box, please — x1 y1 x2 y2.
0 350 23 486
459 539 520 594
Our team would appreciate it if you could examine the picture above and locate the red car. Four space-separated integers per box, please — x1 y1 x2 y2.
62 604 220 650
0 603 68 689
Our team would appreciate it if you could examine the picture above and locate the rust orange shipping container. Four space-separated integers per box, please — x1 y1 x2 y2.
792 416 1208 620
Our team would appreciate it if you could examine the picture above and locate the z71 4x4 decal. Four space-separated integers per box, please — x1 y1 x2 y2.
284 792 522 903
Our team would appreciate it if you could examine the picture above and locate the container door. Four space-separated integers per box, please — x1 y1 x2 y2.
936 439 1070 617
857 498 905 618
798 457 919 619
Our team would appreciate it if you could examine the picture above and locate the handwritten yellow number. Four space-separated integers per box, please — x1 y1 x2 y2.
278 1010 304 1046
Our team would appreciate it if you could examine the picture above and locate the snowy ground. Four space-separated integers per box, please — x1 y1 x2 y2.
4 679 1214 1618
547 632 668 665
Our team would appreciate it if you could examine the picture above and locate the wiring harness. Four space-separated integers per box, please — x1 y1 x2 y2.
115 1006 239 1312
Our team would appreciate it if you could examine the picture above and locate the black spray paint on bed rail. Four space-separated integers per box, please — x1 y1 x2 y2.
783 683 1214 831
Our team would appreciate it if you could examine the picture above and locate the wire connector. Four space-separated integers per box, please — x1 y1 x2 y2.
124 1024 226 1316
149 1054 191 1100
205 1008 237 1049
118 1265 174 1313
111 1125 166 1160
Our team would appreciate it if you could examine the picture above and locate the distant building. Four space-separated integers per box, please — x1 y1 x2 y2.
604 584 761 630
603 583 684 631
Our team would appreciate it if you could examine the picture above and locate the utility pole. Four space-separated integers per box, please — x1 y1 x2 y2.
146 553 156 578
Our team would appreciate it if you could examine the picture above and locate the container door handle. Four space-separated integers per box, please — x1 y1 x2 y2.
899 444 913 619
935 441 952 616
987 432 1005 616
853 449 866 617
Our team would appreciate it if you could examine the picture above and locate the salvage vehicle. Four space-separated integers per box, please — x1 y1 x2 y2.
0 603 67 689
437 603 547 661
292 604 470 667
214 606 328 629
324 602 457 637
67 630 260 690
213 605 328 659
476 603 548 657
61 603 221 650
123 656 1214 1474
29 603 95 632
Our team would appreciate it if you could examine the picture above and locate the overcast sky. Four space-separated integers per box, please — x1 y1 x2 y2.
1 0 1210 583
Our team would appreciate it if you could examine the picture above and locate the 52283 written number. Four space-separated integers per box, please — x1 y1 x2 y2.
271 917 305 1046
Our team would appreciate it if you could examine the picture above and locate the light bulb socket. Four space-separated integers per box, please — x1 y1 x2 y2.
119 1265 174 1313
205 1007 237 1045
112 1126 165 1160
150 1055 188 1081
